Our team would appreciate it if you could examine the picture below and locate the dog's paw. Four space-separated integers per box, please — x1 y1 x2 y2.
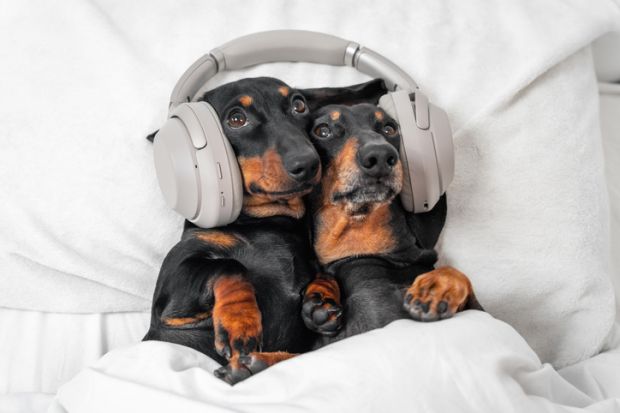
214 352 294 385
404 266 473 322
213 277 262 360
302 292 343 336
214 321 262 360
213 355 264 385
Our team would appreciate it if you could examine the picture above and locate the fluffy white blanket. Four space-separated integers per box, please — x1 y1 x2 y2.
50 312 620 413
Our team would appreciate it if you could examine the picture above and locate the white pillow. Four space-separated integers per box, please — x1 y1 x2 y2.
437 47 614 367
1 0 618 367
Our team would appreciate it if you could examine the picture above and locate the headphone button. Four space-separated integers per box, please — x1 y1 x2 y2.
220 195 226 207
216 162 223 179
190 132 207 149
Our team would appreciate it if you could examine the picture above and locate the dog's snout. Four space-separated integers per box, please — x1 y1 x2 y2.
285 150 320 183
357 143 398 178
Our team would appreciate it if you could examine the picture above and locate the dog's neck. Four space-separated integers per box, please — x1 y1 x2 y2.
311 194 420 267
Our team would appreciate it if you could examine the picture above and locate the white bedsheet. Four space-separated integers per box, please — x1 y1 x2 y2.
44 312 620 413
0 312 618 413
0 308 149 413
0 308 149 395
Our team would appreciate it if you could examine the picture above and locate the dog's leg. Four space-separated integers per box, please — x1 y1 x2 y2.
212 273 263 360
403 266 483 322
214 351 297 385
301 274 343 335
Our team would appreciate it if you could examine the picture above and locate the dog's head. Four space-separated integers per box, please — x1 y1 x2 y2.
200 77 322 218
309 103 403 219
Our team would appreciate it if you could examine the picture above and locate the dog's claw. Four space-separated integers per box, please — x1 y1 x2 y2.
214 354 270 385
214 324 261 360
405 298 438 322
214 362 252 385
213 366 226 379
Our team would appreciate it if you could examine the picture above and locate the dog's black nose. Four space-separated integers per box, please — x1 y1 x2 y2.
357 143 398 178
285 151 320 182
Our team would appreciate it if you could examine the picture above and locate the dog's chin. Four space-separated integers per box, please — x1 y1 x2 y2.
248 182 313 201
332 183 398 219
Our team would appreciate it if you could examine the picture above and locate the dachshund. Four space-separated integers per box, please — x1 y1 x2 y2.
301 102 484 344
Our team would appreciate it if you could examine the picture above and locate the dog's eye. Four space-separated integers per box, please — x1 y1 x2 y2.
227 109 248 129
314 123 332 139
382 123 398 137
292 97 307 113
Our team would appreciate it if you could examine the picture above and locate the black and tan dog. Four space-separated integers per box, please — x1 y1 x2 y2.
301 102 483 343
144 77 388 384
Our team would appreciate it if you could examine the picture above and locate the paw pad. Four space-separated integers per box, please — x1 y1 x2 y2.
301 292 343 336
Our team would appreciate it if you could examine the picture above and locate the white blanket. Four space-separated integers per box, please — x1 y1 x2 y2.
49 312 620 413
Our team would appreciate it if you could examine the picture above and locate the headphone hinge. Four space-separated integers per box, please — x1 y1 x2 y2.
344 42 360 67
209 48 226 72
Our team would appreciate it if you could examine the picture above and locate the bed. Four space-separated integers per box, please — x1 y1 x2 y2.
1 1 619 412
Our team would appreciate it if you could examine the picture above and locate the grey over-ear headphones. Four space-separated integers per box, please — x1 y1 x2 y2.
153 30 454 228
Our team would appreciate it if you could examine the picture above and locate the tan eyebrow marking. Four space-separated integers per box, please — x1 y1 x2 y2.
239 95 253 107
330 111 341 121
278 86 289 97
374 111 384 121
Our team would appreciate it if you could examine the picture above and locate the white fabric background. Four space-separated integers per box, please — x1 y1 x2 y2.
0 0 619 371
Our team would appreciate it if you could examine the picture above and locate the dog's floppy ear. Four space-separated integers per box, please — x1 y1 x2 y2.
146 130 158 143
299 78 388 110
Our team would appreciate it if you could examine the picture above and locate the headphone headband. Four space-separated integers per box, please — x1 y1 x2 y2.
170 30 419 109
156 30 452 226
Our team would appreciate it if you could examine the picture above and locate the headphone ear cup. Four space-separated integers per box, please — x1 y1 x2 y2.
153 102 243 228
428 103 454 196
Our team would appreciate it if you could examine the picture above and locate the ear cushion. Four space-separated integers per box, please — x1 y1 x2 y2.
379 90 446 213
379 92 415 211
153 102 243 228
153 114 202 220
428 103 454 196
